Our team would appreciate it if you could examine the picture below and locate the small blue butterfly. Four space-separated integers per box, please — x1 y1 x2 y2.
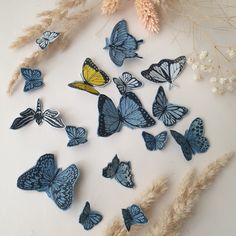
104 20 143 67
102 155 134 188
17 154 80 210
98 92 156 137
36 31 60 49
152 86 188 127
170 117 210 161
113 72 143 95
21 68 43 92
65 126 87 147
142 131 168 151
79 201 103 230
122 204 148 231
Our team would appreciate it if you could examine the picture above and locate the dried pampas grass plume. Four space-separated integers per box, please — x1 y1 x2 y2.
103 177 168 236
101 0 120 15
147 152 234 236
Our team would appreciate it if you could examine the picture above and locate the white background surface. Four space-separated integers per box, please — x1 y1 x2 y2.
0 1 236 236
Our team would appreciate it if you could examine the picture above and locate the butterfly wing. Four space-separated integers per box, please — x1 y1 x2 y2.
65 126 87 147
119 92 156 129
17 154 57 191
49 164 79 210
122 208 133 231
68 82 100 95
102 155 120 179
10 108 36 129
43 31 60 43
122 34 143 58
36 37 49 49
109 47 126 66
170 130 193 161
115 161 134 188
113 77 127 95
110 20 129 46
142 131 157 151
155 131 168 150
43 109 65 128
97 94 122 137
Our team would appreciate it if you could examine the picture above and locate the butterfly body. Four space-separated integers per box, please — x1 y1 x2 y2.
102 155 134 188
36 31 60 49
17 154 79 210
65 126 88 147
170 117 210 161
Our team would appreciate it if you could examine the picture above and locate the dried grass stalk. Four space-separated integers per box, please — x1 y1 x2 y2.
135 0 160 32
148 152 234 236
101 0 120 15
103 177 168 236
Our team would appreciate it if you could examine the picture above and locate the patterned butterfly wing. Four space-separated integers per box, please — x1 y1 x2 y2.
65 126 87 147
36 37 49 49
48 164 79 210
142 131 157 151
43 31 60 43
115 161 134 188
43 109 65 128
113 77 127 95
102 155 120 179
153 86 168 119
155 131 168 150
68 82 100 95
97 94 122 137
122 208 133 231
17 154 57 191
119 92 156 129
122 34 143 58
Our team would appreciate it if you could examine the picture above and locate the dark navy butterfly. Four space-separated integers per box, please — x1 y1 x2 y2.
36 31 60 49
65 126 87 147
98 92 156 137
10 98 65 129
21 68 43 92
79 201 103 230
152 86 188 127
122 204 148 231
113 72 143 95
104 20 143 67
141 56 186 89
102 155 134 188
17 154 80 210
142 131 168 151
170 117 210 161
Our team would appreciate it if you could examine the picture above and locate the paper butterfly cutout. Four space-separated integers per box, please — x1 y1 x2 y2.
142 131 168 151
122 204 148 231
170 117 210 161
65 126 87 147
10 98 65 129
104 19 143 67
102 155 134 188
152 86 188 127
21 68 43 92
98 92 156 137
141 56 186 89
68 58 110 95
79 201 103 230
113 72 143 95
36 31 60 49
17 153 80 210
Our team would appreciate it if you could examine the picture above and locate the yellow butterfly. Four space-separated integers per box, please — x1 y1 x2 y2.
68 58 110 95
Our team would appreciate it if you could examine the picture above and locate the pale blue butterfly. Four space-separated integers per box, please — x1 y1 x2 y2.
36 31 60 49
65 126 87 147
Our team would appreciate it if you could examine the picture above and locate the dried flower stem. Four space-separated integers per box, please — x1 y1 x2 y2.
103 177 168 236
101 0 120 15
148 152 234 236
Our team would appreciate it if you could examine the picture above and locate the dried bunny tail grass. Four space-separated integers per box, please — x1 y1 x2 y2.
10 0 86 49
135 0 160 33
101 0 120 15
148 152 234 236
103 177 168 236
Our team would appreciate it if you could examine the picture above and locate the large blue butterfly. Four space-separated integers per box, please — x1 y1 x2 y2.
122 204 148 231
142 131 168 151
65 126 87 147
17 154 80 210
102 155 134 188
21 68 43 92
79 201 103 230
36 31 60 49
141 56 186 89
104 20 143 67
98 92 156 137
170 117 210 161
152 86 188 127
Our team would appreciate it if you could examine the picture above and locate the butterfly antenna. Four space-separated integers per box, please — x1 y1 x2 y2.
137 39 144 44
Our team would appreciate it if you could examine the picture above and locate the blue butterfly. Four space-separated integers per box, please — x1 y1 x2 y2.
36 31 60 49
141 56 186 89
170 117 210 161
79 201 103 230
122 204 148 231
21 68 43 92
152 86 188 127
17 154 80 210
142 131 168 151
113 72 143 95
65 126 87 147
98 92 156 137
102 155 134 188
104 20 143 67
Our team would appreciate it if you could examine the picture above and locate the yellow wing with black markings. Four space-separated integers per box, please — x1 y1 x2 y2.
68 82 100 95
